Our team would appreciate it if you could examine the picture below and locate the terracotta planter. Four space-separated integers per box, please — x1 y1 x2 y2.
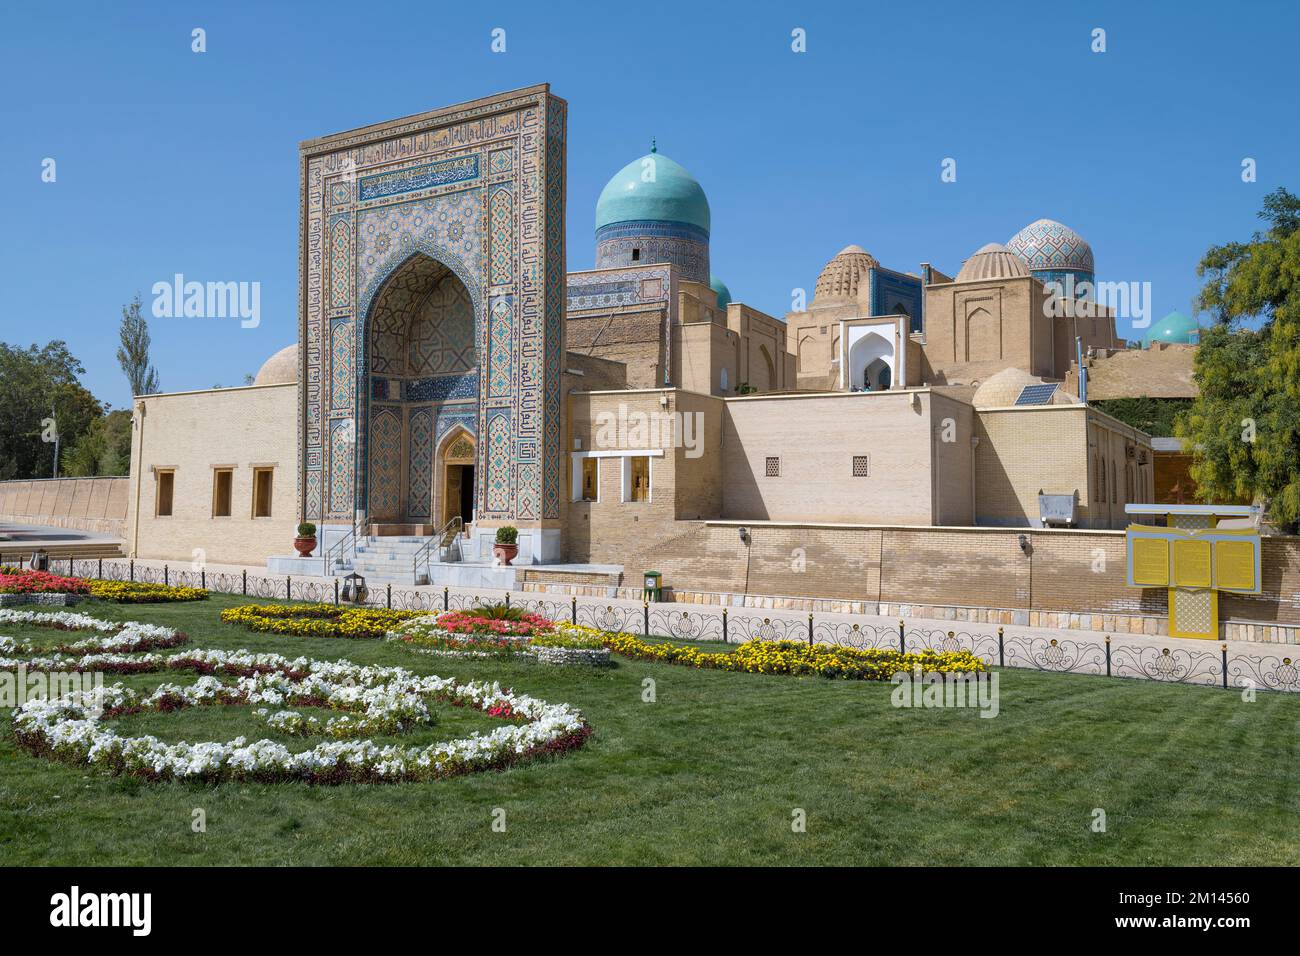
293 536 317 558
493 542 518 566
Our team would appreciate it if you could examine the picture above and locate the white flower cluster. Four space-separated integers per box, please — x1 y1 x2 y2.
12 642 589 784
0 610 185 670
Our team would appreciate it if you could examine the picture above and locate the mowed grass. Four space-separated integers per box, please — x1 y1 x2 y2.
1 593 1297 866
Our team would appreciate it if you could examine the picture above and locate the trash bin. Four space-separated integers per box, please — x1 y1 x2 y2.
643 570 663 602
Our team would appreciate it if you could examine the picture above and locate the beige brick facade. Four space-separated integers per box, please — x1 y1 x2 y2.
127 384 298 564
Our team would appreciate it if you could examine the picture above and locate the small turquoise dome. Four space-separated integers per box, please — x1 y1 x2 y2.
1143 310 1201 345
710 275 731 309
595 149 710 234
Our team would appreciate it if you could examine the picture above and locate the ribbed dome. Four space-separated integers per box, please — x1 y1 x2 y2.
1007 219 1094 273
1143 311 1201 345
595 149 710 233
254 344 298 386
709 275 732 309
813 245 880 304
956 243 1030 283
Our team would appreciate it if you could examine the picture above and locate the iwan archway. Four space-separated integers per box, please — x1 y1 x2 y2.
363 252 477 532
297 85 568 563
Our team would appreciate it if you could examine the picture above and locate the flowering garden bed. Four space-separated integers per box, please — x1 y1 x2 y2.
382 612 981 680
220 603 424 639
2 608 591 784
0 568 206 604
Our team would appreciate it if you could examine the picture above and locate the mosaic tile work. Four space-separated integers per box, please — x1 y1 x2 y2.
487 296 513 398
406 406 433 521
368 406 402 521
489 185 513 286
299 88 565 535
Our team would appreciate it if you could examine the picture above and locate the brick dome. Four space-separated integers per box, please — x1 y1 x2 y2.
253 344 298 385
813 245 879 305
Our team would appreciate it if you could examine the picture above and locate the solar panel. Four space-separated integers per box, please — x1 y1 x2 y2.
1014 383 1058 406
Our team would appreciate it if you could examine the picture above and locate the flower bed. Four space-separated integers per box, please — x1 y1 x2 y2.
86 580 208 603
221 603 426 639
0 569 89 595
599 629 986 681
3 611 591 784
0 608 190 671
0 568 206 604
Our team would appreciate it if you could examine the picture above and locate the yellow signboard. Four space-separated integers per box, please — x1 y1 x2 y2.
1215 539 1257 591
1131 537 1169 587
1172 538 1213 588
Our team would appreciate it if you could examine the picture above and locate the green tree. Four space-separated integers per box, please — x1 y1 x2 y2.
116 293 160 396
61 409 132 477
1178 187 1300 529
0 342 102 480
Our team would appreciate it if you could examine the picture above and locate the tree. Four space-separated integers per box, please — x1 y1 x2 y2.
0 342 102 480
1177 187 1300 530
116 293 160 396
61 409 132 477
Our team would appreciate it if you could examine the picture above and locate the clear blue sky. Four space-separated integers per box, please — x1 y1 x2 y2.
2 0 1295 409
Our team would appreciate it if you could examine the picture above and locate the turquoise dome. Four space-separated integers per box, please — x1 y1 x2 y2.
595 149 710 233
1143 310 1201 345
710 275 731 309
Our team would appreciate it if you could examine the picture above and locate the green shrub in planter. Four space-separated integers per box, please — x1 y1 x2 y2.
297 522 317 537
495 526 518 545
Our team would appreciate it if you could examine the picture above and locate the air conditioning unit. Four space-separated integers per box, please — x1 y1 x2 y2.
1038 491 1077 528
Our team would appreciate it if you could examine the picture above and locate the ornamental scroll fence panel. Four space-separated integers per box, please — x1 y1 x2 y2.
13 556 1300 695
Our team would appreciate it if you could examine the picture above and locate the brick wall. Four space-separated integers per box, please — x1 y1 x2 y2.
622 521 1299 624
127 384 298 564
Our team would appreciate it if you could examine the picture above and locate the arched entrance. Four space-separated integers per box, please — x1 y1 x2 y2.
363 252 478 530
437 428 477 528
847 330 894 392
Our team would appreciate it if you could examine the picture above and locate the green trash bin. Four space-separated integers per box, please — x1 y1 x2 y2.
643 570 663 602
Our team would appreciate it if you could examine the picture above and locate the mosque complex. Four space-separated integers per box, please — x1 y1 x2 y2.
121 85 1204 594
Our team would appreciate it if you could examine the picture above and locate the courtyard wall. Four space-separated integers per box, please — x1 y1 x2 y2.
0 477 128 537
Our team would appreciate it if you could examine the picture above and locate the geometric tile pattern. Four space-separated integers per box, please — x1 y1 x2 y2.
406 406 433 521
489 185 513 286
487 296 513 398
1006 218 1095 273
368 406 402 521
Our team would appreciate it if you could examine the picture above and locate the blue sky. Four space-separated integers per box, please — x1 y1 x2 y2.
2 0 1295 408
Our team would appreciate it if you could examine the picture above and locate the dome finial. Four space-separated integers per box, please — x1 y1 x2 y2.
650 138 657 153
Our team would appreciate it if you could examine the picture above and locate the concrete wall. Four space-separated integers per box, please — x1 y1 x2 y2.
0 477 128 537
126 384 298 564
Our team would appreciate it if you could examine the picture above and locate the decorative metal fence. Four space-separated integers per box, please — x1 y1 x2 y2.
6 555 1298 695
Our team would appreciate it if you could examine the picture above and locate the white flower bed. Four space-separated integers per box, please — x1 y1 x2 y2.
0 609 187 669
6 614 590 784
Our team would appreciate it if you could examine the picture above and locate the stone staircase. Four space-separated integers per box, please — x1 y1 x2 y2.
348 535 442 585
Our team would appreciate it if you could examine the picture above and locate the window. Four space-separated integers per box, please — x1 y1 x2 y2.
765 456 781 477
212 468 233 517
580 457 599 502
720 367 729 392
625 456 650 502
252 467 274 518
631 248 640 261
852 455 870 477
155 470 174 517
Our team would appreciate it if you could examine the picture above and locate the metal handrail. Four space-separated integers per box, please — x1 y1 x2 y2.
324 514 363 575
414 515 462 582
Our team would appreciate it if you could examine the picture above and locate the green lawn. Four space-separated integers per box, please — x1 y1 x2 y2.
1 593 1297 866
